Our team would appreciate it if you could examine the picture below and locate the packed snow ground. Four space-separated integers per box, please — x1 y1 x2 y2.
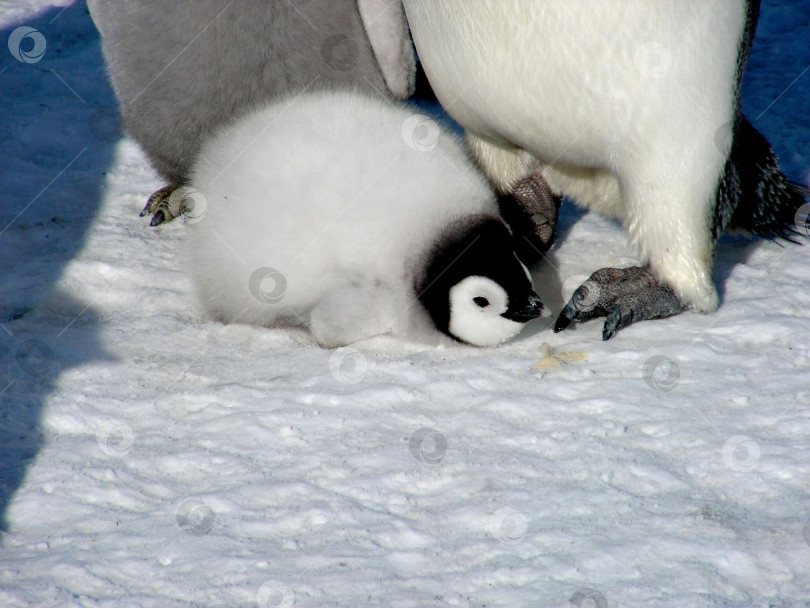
1 1 809 606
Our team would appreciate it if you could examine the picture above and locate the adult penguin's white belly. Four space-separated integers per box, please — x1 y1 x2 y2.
404 2 744 170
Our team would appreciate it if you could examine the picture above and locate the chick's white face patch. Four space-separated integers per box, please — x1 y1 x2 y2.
448 276 524 347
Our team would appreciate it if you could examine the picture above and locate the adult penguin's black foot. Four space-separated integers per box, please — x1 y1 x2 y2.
498 173 562 263
554 266 689 340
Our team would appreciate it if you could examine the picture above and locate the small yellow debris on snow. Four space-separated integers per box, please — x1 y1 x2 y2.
533 342 588 369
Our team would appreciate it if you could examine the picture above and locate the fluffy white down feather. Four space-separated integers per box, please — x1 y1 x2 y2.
185 89 502 347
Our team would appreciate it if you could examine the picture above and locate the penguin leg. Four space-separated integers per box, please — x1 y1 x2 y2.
554 266 688 340
140 184 183 226
465 133 560 260
498 173 562 257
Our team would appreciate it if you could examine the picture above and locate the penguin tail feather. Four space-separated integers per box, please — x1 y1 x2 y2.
717 114 810 243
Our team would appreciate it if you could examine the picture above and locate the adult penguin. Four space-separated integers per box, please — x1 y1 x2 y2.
402 0 809 339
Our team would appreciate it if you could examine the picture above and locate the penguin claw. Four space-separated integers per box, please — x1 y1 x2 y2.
602 303 633 341
142 184 181 225
554 266 689 339
553 309 573 333
149 208 167 226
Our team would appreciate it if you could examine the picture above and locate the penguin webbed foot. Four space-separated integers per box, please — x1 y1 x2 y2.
554 266 689 340
141 184 182 226
498 173 562 263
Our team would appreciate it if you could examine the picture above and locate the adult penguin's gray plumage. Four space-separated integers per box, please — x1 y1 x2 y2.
402 0 809 339
88 0 415 225
185 90 548 347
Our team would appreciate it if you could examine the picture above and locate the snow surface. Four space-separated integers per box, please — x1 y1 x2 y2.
1 1 809 607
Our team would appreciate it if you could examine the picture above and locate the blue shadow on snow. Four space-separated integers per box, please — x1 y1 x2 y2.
0 1 115 534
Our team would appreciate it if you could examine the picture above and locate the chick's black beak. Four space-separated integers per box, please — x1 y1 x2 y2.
503 292 550 323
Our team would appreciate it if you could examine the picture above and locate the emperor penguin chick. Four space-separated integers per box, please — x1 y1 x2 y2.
185 90 547 347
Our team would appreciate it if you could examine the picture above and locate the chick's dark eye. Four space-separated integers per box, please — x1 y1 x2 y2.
473 296 490 308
